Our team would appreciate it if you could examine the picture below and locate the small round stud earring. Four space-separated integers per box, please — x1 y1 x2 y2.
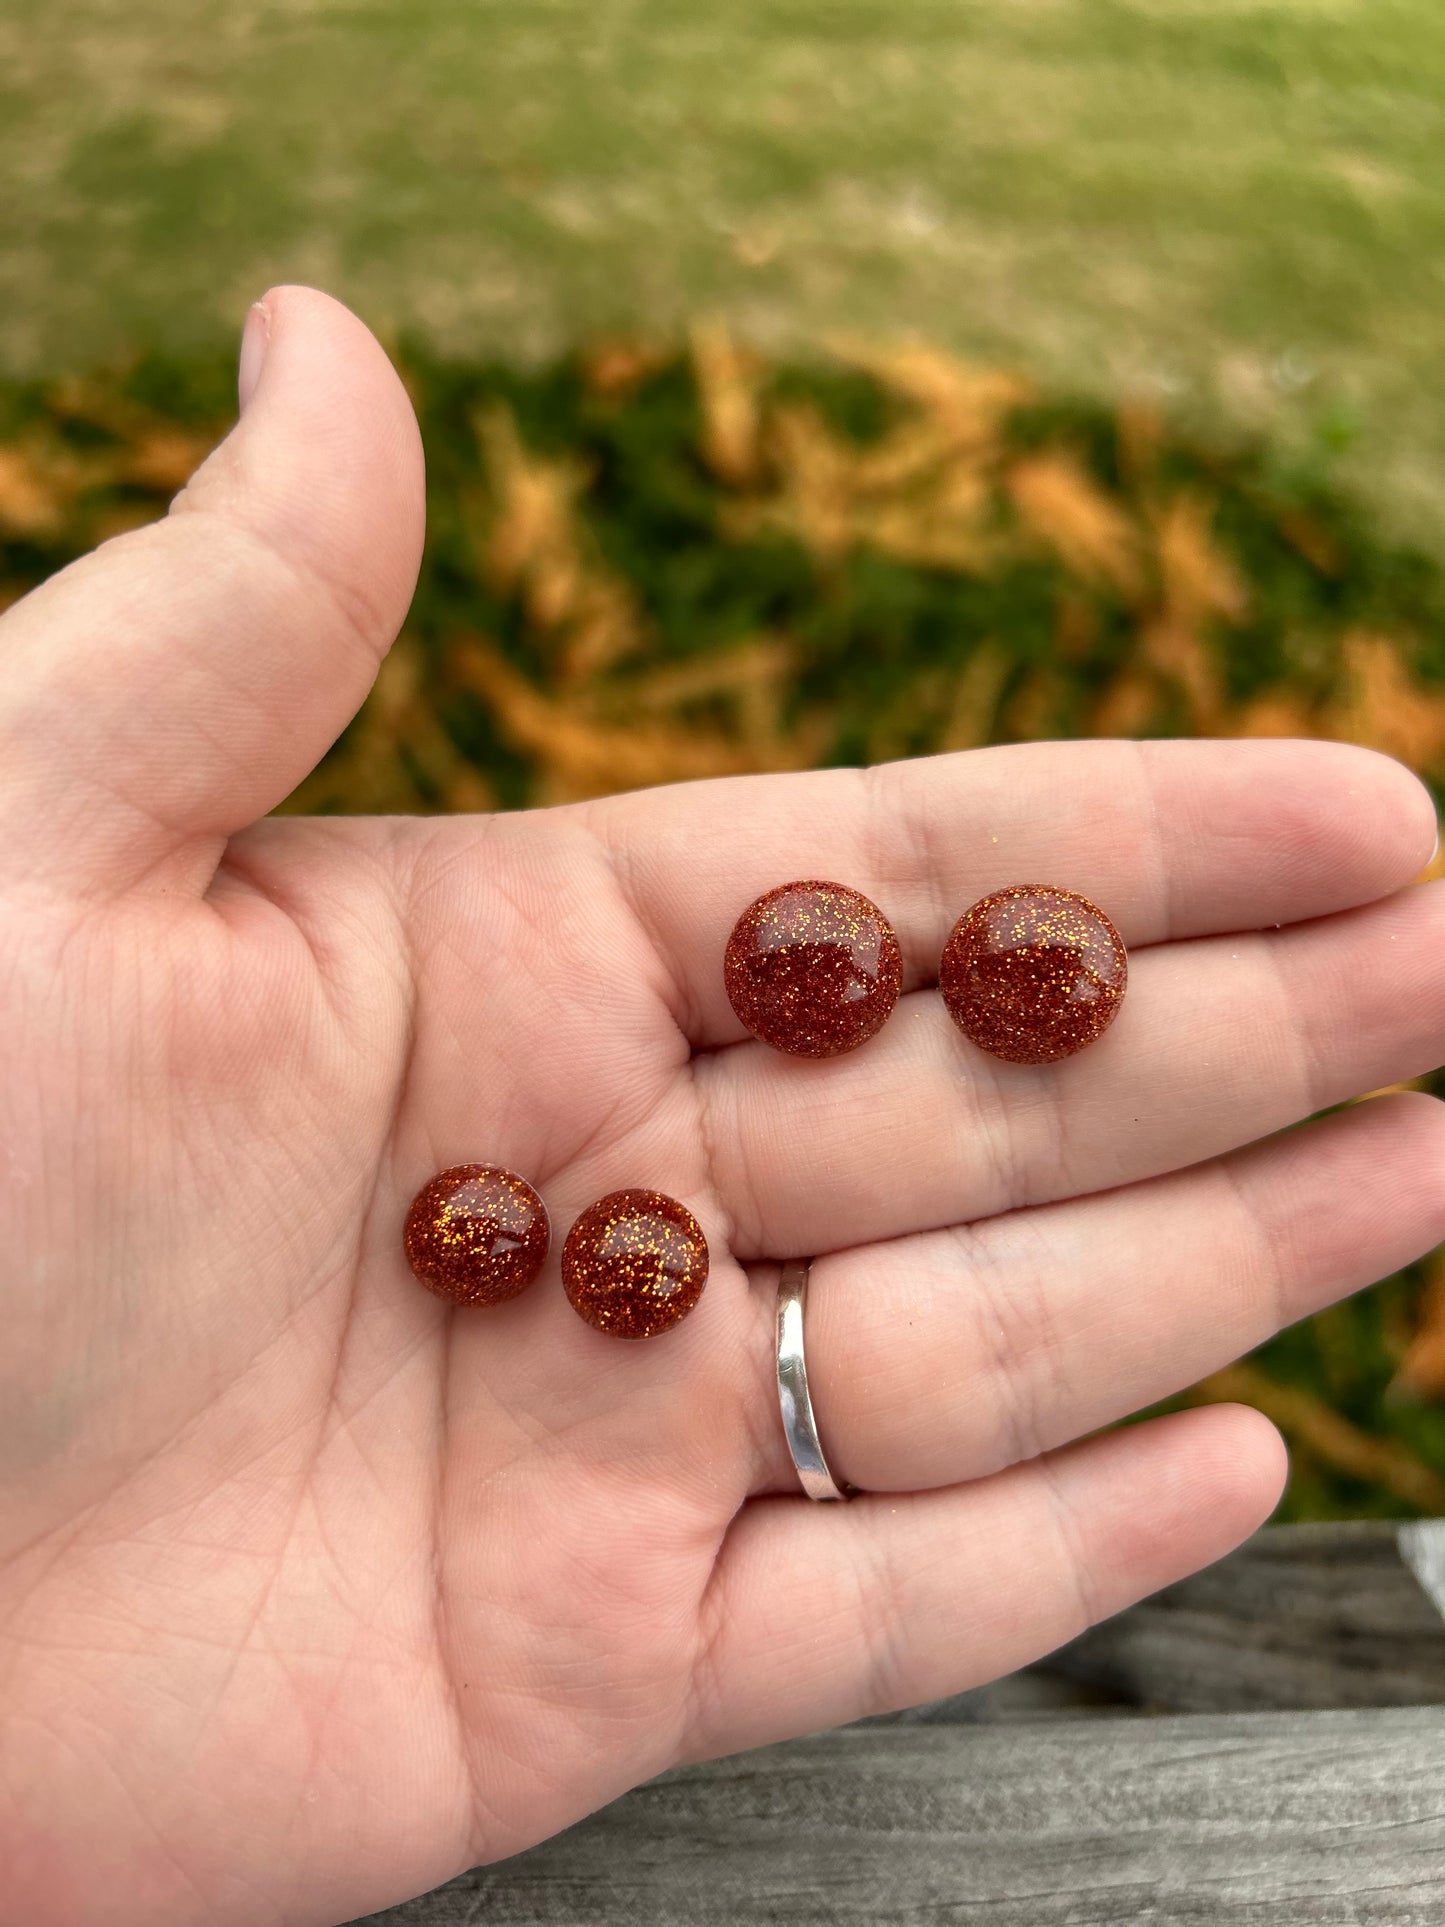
724 879 902 1057
939 883 1127 1064
403 1165 550 1306
562 1189 709 1339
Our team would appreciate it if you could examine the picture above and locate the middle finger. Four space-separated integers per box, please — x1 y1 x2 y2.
740 1091 1445 1496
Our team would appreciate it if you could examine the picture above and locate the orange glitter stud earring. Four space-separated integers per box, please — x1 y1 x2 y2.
724 879 902 1057
562 1190 709 1339
403 1165 551 1306
939 884 1128 1064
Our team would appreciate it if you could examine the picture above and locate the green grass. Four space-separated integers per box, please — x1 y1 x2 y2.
5 1 1445 537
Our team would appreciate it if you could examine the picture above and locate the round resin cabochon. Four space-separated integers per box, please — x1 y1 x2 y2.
940 884 1127 1064
562 1189 709 1339
724 879 902 1057
403 1165 551 1306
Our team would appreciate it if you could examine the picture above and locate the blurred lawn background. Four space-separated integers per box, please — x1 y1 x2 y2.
4 0 1445 1517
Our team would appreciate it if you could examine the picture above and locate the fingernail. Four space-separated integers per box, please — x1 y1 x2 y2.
238 300 271 414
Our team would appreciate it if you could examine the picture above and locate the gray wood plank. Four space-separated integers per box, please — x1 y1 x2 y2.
879 1519 1445 1724
1026 1517 1445 1716
352 1706 1445 1926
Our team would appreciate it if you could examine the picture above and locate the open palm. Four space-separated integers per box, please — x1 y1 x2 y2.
4 290 1445 1927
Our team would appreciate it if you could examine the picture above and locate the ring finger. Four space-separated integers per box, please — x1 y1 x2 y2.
743 1091 1445 1496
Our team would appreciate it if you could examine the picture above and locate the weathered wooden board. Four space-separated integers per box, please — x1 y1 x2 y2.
354 1707 1445 1926
969 1517 1445 1720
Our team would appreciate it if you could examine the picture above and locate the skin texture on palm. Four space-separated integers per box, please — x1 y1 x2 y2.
2 288 1444 1926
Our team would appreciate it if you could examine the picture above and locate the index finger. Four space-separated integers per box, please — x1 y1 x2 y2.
584 736 1436 1045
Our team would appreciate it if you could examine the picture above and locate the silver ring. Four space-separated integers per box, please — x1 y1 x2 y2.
776 1259 853 1502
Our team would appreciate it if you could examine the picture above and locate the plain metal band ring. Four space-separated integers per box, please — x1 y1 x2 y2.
776 1258 852 1502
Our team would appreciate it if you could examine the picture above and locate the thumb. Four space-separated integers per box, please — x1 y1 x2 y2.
0 285 425 898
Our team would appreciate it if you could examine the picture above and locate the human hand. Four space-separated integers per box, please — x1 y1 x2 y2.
3 288 1443 1927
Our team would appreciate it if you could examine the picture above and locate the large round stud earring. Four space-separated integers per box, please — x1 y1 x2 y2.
724 879 902 1057
403 1165 551 1306
939 884 1127 1063
562 1190 709 1339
